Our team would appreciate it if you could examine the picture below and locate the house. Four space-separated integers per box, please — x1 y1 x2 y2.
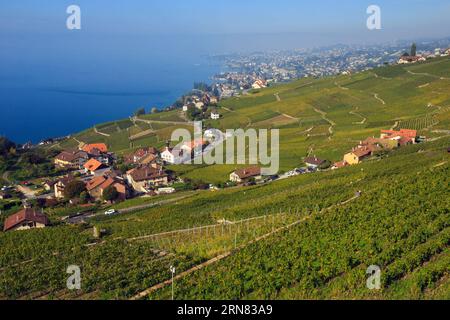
126 165 169 193
86 175 127 201
43 180 57 191
380 129 417 144
161 146 176 164
252 79 267 89
229 166 261 183
361 137 399 150
81 143 108 154
54 150 88 169
332 161 348 170
54 175 75 198
344 147 372 165
125 147 158 165
304 157 326 169
83 158 105 175
398 55 426 64
211 110 220 120
195 101 205 110
181 139 207 155
3 208 50 232
182 105 189 112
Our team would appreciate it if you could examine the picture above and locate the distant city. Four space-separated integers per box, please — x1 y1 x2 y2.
205 37 450 99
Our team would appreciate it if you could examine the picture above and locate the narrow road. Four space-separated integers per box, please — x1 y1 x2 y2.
274 93 281 101
133 116 191 126
94 127 111 137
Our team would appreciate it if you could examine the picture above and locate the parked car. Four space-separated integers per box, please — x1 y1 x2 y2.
104 209 119 216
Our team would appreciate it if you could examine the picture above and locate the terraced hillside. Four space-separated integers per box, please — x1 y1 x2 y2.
59 57 450 183
1 136 448 299
2 58 448 300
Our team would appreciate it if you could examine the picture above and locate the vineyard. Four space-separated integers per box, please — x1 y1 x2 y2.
0 136 448 299
149 139 449 300
395 114 439 132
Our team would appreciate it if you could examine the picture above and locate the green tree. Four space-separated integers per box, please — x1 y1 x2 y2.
103 185 119 202
64 180 86 199
134 107 146 117
0 136 16 158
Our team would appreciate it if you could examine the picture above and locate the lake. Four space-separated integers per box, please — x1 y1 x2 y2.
0 34 224 143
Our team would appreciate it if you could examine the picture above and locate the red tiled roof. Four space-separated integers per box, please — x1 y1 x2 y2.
82 143 108 154
333 161 348 168
84 159 103 172
381 129 417 139
3 208 50 232
86 175 107 191
55 150 87 162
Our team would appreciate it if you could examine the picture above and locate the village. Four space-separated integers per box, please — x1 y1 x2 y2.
1 120 424 233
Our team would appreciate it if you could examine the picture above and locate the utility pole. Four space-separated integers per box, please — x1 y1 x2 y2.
170 265 176 301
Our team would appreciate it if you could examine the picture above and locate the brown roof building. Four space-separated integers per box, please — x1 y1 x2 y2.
229 167 262 183
3 208 50 232
126 165 169 193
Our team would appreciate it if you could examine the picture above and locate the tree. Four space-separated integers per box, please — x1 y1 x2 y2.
411 43 417 57
0 136 16 158
151 107 159 114
64 180 86 199
103 185 119 202
80 191 90 204
134 107 146 117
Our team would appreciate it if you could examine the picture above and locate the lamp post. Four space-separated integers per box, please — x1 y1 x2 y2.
170 265 176 300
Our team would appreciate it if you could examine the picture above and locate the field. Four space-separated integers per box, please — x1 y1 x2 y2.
0 136 448 299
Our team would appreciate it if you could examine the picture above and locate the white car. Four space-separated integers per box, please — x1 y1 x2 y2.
104 209 119 216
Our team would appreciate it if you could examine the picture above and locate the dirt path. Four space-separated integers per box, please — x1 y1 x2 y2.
334 81 349 90
130 194 361 300
312 107 335 139
349 111 367 124
407 69 449 80
373 93 386 105
133 116 191 126
94 127 111 137
274 93 281 101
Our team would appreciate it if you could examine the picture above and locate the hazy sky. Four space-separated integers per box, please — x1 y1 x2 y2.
1 0 449 49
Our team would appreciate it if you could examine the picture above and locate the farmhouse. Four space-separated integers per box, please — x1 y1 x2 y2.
344 147 372 165
126 165 169 193
380 129 417 145
54 150 88 169
54 176 75 198
161 146 176 164
304 157 326 169
86 175 127 201
81 143 108 154
229 167 261 183
3 208 50 232
125 147 158 165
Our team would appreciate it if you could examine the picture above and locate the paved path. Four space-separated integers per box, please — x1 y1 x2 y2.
133 116 191 126
94 127 111 137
